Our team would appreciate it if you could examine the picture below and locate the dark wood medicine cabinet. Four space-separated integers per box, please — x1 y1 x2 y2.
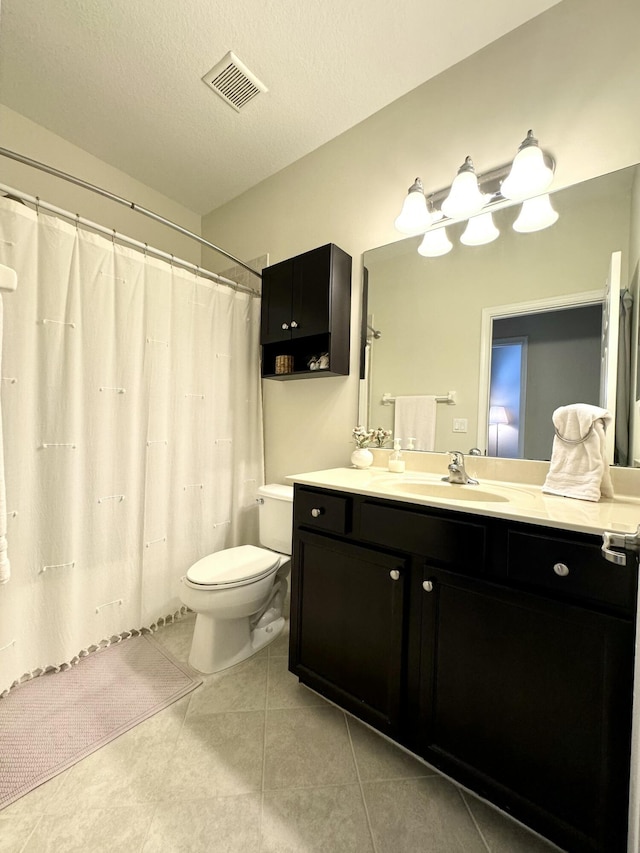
260 243 352 379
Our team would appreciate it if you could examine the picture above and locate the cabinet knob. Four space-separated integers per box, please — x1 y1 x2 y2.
290 320 299 329
553 562 570 577
281 323 289 330
423 580 434 592
311 508 323 518
390 569 401 581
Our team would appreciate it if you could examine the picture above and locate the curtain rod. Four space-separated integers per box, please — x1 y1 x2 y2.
0 182 260 298
0 146 262 281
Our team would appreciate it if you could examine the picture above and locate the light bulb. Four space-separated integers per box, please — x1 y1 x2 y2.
501 130 554 200
417 228 453 257
460 212 500 246
513 194 559 233
441 157 486 219
394 178 432 234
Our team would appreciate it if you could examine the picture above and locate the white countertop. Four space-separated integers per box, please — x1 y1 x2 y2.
287 465 640 536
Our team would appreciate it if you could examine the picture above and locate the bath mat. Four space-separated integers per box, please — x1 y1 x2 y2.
0 633 201 811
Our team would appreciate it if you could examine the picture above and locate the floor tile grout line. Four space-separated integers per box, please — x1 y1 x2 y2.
458 788 492 852
137 801 162 853
345 715 380 853
17 813 44 853
258 653 271 853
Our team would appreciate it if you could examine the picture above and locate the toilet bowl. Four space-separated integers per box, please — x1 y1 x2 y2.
180 484 293 673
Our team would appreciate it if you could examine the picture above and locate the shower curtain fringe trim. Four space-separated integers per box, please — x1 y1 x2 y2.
0 606 191 698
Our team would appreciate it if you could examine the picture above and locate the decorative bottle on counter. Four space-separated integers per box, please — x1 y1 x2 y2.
388 438 405 473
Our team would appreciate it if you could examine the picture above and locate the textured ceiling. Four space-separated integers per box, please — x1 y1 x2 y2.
0 0 561 215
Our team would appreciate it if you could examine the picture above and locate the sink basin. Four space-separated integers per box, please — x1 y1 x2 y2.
376 477 535 504
388 481 510 502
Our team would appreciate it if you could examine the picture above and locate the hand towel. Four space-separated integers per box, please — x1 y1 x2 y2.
0 296 9 583
542 404 613 502
393 396 437 451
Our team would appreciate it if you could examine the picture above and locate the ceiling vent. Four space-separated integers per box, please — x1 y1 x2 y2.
202 51 268 112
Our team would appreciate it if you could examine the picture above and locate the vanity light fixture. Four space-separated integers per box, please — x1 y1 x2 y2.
460 211 500 246
500 130 554 201
441 157 486 219
417 227 453 257
512 194 559 233
394 178 432 235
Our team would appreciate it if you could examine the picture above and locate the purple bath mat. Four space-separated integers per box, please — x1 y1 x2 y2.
0 633 201 811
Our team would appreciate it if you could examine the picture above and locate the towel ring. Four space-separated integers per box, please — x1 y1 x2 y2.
554 421 599 445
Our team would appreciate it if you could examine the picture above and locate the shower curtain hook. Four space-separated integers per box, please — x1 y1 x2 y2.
35 196 40 216
143 242 148 258
111 229 116 244
74 213 80 231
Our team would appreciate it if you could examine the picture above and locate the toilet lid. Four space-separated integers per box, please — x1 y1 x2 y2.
186 545 280 587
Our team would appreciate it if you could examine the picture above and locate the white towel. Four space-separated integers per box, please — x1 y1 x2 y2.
0 295 9 583
393 396 437 451
542 404 613 502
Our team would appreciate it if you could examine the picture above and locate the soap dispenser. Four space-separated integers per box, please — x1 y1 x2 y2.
388 438 405 473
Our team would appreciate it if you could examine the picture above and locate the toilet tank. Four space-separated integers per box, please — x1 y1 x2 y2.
257 484 294 555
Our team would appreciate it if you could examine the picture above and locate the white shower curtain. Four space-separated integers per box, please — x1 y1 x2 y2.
0 197 264 694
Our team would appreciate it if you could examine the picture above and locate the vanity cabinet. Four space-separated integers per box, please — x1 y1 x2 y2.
289 485 637 853
260 243 352 379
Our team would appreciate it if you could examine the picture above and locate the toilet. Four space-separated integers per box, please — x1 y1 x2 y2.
180 484 293 673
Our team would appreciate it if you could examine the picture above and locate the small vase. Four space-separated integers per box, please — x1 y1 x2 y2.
351 448 374 469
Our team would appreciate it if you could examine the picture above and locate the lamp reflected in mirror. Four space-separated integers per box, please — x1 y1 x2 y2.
513 194 559 233
417 227 453 257
460 212 500 246
489 405 510 456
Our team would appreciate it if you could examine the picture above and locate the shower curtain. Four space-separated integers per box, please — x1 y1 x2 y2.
0 197 264 695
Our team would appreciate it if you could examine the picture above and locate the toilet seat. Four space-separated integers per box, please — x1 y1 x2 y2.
185 544 282 590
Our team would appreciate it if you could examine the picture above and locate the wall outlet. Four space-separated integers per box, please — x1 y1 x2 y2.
453 418 468 433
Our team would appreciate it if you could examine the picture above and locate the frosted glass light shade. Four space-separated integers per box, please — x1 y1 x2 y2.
394 178 432 234
417 228 452 257
441 158 486 219
513 194 559 233
460 212 499 246
501 131 554 200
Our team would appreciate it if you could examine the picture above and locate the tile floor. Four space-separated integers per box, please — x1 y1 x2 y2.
0 614 563 852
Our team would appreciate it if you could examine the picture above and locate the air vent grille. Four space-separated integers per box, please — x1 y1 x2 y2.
202 51 268 112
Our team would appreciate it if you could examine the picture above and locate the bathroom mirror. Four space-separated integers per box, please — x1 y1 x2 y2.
361 164 640 465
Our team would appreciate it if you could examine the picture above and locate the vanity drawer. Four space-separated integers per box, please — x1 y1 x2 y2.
358 500 486 570
294 487 351 535
506 529 637 612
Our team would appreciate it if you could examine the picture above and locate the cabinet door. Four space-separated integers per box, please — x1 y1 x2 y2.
419 568 633 852
260 259 293 344
291 245 331 339
290 530 407 734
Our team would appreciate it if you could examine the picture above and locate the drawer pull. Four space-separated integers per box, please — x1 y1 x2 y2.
553 563 570 577
423 580 434 592
311 507 324 518
390 569 400 581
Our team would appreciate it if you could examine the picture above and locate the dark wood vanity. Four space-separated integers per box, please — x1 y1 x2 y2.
289 484 637 853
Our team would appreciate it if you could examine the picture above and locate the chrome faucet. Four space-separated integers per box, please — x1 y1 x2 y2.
442 450 479 485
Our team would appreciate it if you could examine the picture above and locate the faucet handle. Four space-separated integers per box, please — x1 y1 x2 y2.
447 450 465 465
